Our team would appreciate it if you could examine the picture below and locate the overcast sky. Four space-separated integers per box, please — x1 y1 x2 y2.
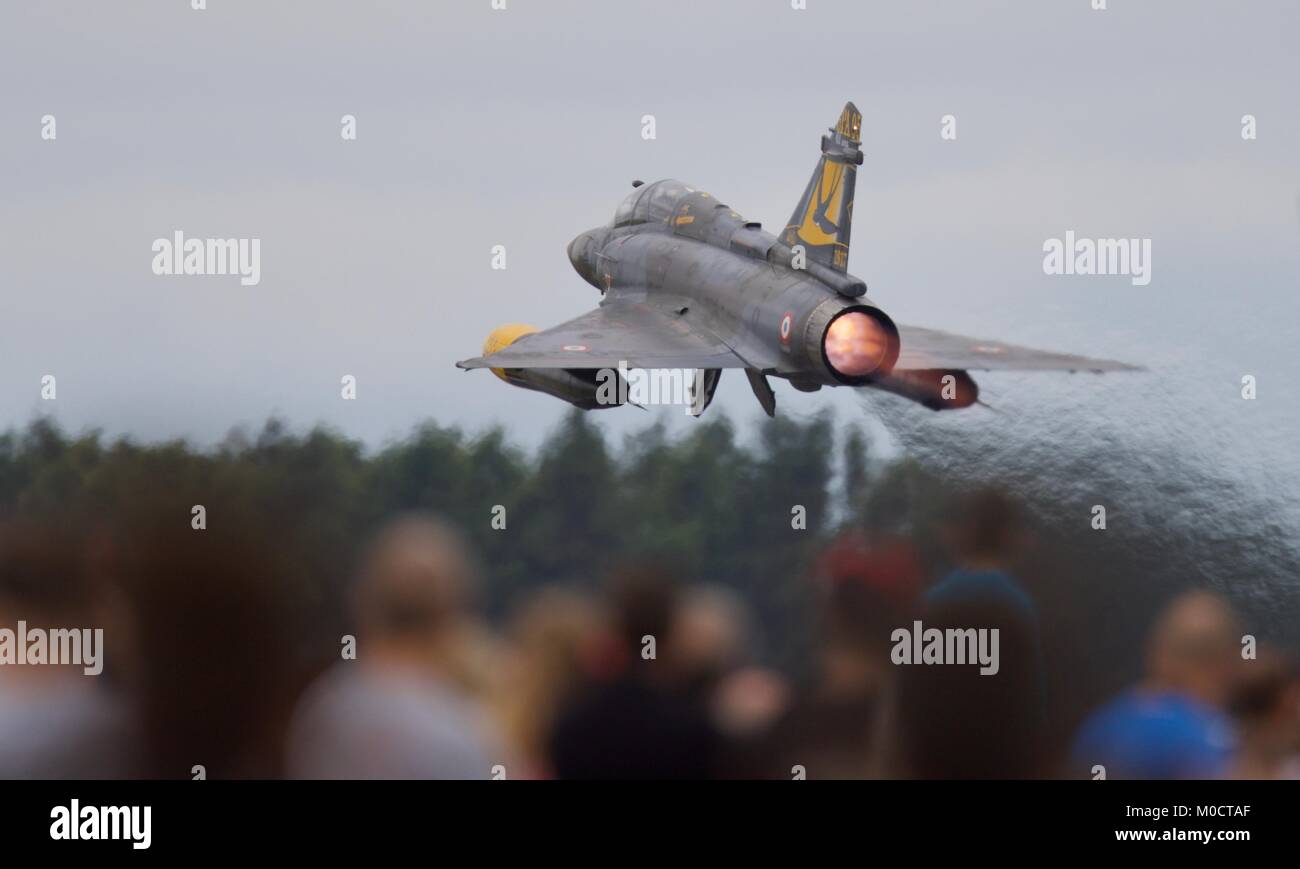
2 0 1297 466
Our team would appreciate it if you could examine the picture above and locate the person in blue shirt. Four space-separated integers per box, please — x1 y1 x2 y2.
1071 590 1241 779
927 488 1038 619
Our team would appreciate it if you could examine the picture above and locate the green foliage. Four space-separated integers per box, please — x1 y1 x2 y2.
0 410 880 669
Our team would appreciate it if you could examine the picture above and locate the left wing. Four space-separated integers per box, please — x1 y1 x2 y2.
457 299 752 370
895 323 1140 372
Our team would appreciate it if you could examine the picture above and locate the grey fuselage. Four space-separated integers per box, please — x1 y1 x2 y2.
566 179 899 392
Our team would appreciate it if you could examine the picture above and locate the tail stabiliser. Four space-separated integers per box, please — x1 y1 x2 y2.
781 102 863 272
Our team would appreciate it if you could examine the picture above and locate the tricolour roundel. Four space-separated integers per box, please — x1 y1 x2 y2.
779 312 793 344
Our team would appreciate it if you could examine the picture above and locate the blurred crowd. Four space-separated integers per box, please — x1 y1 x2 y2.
0 490 1297 780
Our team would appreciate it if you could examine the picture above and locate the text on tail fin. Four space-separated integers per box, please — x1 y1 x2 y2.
782 102 865 272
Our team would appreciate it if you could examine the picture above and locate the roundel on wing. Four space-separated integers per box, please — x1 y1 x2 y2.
779 312 793 344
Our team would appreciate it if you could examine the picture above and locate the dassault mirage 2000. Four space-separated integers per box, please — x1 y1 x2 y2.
457 102 1138 416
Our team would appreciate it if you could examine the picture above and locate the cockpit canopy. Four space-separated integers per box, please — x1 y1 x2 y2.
613 179 703 227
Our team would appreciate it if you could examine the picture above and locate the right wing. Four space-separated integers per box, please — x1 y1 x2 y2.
895 323 1140 372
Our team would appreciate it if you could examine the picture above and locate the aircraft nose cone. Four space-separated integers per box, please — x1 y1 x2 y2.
567 233 588 272
567 228 607 291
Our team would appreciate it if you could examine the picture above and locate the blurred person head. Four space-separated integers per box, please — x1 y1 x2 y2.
0 520 135 778
351 514 494 694
1227 647 1300 779
944 488 1027 571
817 532 923 617
0 521 95 656
287 514 501 779
671 585 751 693
498 587 603 774
0 521 86 614
818 535 925 697
354 513 477 646
1144 589 1244 708
605 564 682 666
111 505 301 778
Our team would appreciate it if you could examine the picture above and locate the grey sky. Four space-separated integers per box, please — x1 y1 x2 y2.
2 0 1297 480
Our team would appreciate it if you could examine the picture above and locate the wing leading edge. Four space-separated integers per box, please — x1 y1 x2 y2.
456 300 752 371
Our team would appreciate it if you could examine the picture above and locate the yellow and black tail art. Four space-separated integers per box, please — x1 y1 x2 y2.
782 102 864 272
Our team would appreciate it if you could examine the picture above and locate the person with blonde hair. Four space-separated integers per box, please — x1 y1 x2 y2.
287 514 504 779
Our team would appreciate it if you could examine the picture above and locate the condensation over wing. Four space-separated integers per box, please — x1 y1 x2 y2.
456 300 751 370
895 324 1141 372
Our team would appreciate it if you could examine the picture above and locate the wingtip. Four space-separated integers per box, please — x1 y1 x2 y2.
1076 358 1144 374
1097 361 1146 373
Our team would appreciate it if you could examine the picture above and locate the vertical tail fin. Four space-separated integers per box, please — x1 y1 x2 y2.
781 102 864 272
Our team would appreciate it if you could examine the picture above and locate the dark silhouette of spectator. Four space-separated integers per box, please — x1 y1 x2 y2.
548 567 717 779
111 508 302 778
1229 647 1300 779
893 489 1047 778
675 585 789 774
753 535 923 779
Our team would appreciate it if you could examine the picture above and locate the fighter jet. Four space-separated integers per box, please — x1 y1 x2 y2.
457 102 1138 416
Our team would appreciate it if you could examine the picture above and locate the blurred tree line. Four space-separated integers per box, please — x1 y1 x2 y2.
0 411 920 671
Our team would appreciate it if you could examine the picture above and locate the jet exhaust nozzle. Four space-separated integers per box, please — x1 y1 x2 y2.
803 300 900 384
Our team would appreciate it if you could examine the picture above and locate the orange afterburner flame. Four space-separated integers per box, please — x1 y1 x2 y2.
824 311 888 377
